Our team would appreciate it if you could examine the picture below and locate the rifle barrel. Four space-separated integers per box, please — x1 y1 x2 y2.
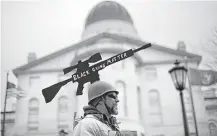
42 77 73 103
63 65 77 74
133 43 151 53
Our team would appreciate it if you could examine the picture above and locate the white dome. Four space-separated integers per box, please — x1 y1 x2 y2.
82 1 139 39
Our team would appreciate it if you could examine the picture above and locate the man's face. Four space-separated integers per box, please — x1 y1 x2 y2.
104 92 119 115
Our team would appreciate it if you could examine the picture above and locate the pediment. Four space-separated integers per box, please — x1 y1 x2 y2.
13 32 201 75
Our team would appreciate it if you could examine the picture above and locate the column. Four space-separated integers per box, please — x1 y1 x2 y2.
14 96 28 136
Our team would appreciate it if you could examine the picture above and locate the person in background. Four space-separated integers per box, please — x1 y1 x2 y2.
59 129 68 136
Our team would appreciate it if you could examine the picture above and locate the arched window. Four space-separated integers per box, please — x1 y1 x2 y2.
28 98 39 131
58 96 68 129
148 89 162 125
209 120 217 136
115 81 127 117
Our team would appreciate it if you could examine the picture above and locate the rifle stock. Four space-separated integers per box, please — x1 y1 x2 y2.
42 78 72 103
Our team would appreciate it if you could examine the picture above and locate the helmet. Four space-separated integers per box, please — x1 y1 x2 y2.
88 81 118 104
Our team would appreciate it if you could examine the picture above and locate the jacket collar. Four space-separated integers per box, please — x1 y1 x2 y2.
83 105 102 116
83 105 120 131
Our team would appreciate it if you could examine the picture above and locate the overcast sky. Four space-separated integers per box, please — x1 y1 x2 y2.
1 0 217 104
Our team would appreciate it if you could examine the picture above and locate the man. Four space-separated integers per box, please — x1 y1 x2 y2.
72 81 120 136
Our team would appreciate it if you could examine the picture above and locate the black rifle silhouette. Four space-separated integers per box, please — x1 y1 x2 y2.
42 43 151 103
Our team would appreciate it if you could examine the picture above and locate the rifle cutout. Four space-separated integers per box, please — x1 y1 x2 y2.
42 43 152 103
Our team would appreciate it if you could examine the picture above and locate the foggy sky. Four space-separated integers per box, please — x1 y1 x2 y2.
1 0 217 107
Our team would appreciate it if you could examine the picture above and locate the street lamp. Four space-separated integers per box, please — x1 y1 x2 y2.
169 60 189 136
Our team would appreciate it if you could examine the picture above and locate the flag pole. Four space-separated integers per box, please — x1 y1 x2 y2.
184 57 199 136
1 71 9 136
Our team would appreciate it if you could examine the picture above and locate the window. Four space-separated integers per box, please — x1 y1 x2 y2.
145 67 158 81
58 96 68 128
206 105 217 116
148 89 162 125
209 120 217 136
58 96 68 113
12 102 16 111
137 86 142 119
29 76 40 89
28 98 39 132
115 81 127 117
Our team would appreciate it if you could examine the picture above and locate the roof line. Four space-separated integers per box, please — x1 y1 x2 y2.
103 33 202 59
13 32 202 75
13 33 106 74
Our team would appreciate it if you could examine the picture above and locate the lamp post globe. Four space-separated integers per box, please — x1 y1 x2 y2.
169 60 188 91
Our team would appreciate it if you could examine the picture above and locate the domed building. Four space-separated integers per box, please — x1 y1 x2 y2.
8 1 210 136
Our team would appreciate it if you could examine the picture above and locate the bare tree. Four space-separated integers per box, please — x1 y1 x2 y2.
200 26 217 70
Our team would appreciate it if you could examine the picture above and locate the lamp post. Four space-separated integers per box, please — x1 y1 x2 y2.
169 60 189 136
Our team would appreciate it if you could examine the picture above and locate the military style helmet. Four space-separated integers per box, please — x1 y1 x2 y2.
88 81 118 104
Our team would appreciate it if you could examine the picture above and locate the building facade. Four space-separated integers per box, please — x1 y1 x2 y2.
203 87 217 136
4 1 211 136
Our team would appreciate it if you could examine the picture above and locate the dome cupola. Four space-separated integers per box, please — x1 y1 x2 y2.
85 1 134 28
82 1 139 39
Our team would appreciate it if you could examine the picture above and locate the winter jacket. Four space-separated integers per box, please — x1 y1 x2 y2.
72 105 120 136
